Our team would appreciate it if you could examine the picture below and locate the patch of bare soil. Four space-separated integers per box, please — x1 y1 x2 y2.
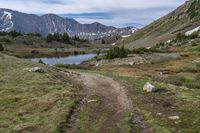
75 73 132 111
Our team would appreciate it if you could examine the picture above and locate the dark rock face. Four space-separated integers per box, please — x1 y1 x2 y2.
0 8 137 39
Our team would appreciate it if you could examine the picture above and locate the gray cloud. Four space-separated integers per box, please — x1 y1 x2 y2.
42 0 66 5
0 0 185 27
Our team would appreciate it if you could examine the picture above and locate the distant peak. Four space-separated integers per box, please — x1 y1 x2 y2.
42 13 59 17
91 22 104 25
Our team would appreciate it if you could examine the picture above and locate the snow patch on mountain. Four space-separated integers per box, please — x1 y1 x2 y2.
4 11 12 19
122 35 131 38
131 28 137 33
185 26 200 36
0 11 14 31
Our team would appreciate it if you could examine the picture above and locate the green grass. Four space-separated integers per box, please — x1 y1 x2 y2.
0 35 111 58
76 96 107 133
93 69 200 133
0 53 83 132
120 113 133 133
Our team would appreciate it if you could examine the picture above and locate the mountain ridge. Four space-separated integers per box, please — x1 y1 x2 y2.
0 8 137 39
121 0 200 49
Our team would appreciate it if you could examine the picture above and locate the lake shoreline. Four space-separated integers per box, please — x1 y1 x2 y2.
31 53 97 65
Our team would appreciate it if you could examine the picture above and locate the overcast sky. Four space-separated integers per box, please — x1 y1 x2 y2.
0 0 185 27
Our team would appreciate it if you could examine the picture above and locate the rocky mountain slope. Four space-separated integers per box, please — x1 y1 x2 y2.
0 8 137 40
120 0 200 49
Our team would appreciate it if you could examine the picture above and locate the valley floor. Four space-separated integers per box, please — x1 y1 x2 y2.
0 51 200 133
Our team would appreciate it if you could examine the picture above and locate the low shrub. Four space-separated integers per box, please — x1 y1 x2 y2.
55 64 92 70
190 31 199 39
31 50 39 54
38 59 44 64
132 47 149 54
154 75 200 89
195 74 200 79
185 81 200 89
183 63 200 73
73 51 79 55
174 32 200 43
0 43 4 51
164 75 186 86
26 33 41 37
23 40 33 45
132 47 164 54
0 38 11 43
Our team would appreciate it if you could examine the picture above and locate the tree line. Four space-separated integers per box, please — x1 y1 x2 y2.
106 46 129 59
0 30 41 38
46 32 88 44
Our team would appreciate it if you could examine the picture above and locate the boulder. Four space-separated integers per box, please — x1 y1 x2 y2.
129 61 134 66
143 82 156 92
28 67 45 73
156 113 163 116
168 116 180 120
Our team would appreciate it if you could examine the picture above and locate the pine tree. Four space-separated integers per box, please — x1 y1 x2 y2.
74 36 80 41
0 43 4 51
53 33 60 41
9 30 22 37
46 34 53 43
61 33 70 43
102 39 105 44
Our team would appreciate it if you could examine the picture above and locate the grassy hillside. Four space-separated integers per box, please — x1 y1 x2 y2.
120 0 200 49
0 53 83 132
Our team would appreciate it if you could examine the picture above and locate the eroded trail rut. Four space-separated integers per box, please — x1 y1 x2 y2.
69 72 133 133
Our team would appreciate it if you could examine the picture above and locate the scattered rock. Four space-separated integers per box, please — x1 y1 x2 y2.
28 67 45 73
157 69 172 75
175 120 181 124
96 63 100 67
166 40 172 44
143 82 156 92
146 47 151 50
193 58 200 63
168 116 180 120
129 61 134 66
156 113 163 116
87 99 98 103
60 71 70 76
112 43 116 46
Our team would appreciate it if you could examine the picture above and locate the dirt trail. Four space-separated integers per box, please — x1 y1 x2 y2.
75 73 132 111
57 69 151 133
70 72 133 133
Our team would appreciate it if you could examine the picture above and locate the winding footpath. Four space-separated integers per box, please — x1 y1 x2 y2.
59 69 150 133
